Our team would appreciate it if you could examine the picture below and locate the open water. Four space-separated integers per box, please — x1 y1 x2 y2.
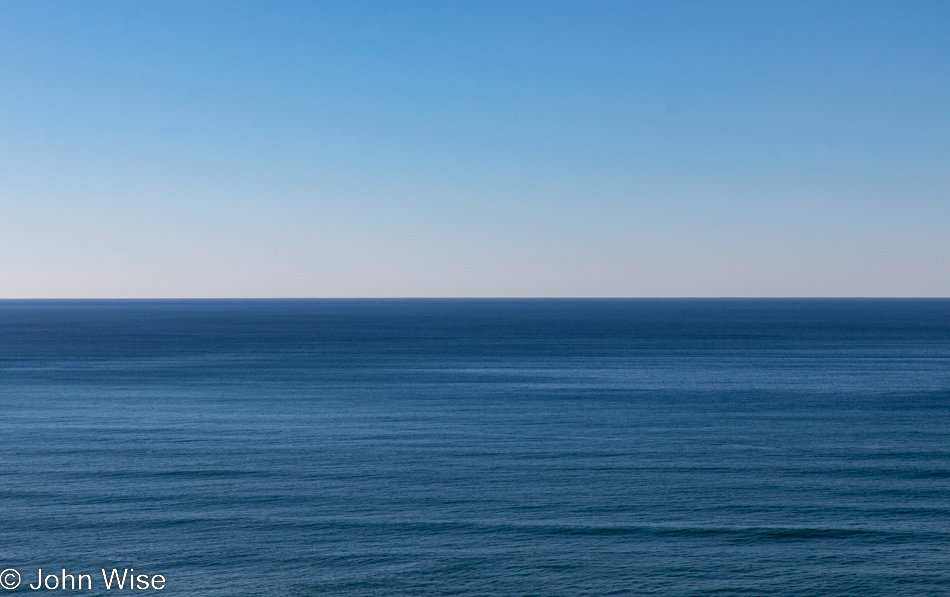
0 299 948 595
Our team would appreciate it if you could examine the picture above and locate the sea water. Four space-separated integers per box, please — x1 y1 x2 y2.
0 299 948 595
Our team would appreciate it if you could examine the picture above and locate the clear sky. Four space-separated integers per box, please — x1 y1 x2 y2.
1 1 948 297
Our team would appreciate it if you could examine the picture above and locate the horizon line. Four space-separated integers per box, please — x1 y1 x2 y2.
1 297 948 301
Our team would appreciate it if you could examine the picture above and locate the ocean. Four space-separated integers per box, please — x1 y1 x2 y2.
0 299 948 595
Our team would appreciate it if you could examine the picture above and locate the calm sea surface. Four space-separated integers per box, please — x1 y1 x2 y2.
0 299 948 595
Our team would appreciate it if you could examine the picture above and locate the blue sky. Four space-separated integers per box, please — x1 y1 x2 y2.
1 1 948 297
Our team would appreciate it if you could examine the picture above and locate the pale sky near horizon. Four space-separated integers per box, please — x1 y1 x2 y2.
1 1 948 298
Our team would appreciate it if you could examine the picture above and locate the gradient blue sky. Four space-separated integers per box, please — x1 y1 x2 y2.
1 1 948 297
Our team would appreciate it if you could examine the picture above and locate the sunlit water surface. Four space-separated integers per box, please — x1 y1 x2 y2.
1 299 948 595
